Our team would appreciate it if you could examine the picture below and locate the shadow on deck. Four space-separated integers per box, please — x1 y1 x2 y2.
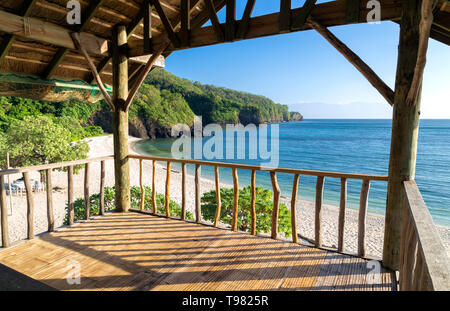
0 212 397 291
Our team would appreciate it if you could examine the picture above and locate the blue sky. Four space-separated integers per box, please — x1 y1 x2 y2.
164 2 450 119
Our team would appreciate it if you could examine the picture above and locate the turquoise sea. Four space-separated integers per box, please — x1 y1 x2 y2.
134 119 450 227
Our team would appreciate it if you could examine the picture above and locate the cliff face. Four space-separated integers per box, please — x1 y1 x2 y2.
89 69 303 139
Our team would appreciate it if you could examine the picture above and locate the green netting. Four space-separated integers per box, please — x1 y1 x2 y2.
0 74 112 103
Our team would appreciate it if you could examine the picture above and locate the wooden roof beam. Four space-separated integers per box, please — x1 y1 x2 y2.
152 0 181 48
0 0 38 63
236 0 256 39
0 10 109 56
205 0 225 42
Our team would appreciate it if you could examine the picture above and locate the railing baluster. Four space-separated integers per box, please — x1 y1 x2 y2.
152 160 157 214
214 166 221 227
139 159 145 211
84 163 90 220
165 161 171 217
181 163 186 220
195 164 201 223
232 168 239 231
23 172 34 239
100 161 105 215
250 169 256 236
315 176 325 248
0 175 9 248
291 174 300 243
270 172 281 239
68 166 74 226
338 177 347 252
46 169 54 232
358 179 370 257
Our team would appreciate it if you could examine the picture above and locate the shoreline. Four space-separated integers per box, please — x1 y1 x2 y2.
1 135 449 259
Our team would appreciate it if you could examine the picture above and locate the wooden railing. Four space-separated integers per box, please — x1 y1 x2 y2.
129 154 389 257
0 156 113 248
399 181 450 291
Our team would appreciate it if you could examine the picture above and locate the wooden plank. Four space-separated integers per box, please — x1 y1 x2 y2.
195 164 201 223
46 169 54 232
152 0 181 47
100 161 105 216
181 163 187 220
291 174 300 243
152 160 157 213
180 0 191 47
358 179 370 257
213 166 222 227
84 163 90 220
400 216 417 290
338 178 347 253
139 159 145 211
232 168 239 231
236 0 256 39
250 169 256 236
270 172 281 240
225 0 236 41
345 0 360 24
291 0 317 30
306 16 394 106
315 176 325 248
0 175 9 248
67 166 74 226
0 10 108 56
23 172 34 240
279 0 291 33
412 248 424 290
165 162 171 217
143 0 153 54
205 0 225 42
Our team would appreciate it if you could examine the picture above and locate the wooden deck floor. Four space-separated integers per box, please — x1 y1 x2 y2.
0 212 396 291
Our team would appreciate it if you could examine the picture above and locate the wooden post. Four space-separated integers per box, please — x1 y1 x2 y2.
213 166 222 227
231 168 239 231
152 160 157 213
84 163 90 220
181 163 186 220
46 169 54 232
67 166 74 226
250 169 256 235
0 175 9 247
383 0 424 270
195 164 201 223
23 172 34 240
358 179 370 258
270 172 281 240
112 25 131 213
315 176 325 248
139 159 145 211
100 161 105 215
338 177 347 252
165 161 171 217
291 174 300 243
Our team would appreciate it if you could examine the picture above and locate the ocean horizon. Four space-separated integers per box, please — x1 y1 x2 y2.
134 119 450 227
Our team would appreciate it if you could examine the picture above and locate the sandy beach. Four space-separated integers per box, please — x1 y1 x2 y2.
2 135 449 259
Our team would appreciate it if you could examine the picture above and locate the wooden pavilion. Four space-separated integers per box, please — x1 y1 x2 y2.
0 0 449 291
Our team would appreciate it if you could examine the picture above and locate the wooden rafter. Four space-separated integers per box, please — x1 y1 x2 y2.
44 0 106 79
236 0 256 39
144 0 153 53
0 0 37 63
279 0 291 33
225 0 236 41
152 0 181 47
180 0 191 47
306 16 394 106
291 0 317 30
205 0 225 41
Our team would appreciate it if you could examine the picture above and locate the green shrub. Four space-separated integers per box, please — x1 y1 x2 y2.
65 186 193 224
201 186 292 237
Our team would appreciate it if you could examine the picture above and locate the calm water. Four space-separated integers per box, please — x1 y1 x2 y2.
134 119 450 227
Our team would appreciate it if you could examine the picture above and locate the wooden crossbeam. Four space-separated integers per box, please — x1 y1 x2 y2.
306 16 394 106
0 0 38 63
144 0 153 53
205 0 225 41
279 0 291 33
71 33 114 110
291 0 317 31
180 0 191 47
44 0 105 79
346 0 361 24
236 0 256 39
152 0 181 47
225 0 237 41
